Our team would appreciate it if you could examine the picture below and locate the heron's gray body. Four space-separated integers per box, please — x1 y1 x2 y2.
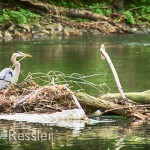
0 68 14 90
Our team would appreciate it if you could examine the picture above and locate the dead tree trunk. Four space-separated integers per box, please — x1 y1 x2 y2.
75 92 131 117
101 90 150 104
75 92 149 120
100 44 127 100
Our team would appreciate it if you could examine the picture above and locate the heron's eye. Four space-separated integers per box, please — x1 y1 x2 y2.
15 51 21 56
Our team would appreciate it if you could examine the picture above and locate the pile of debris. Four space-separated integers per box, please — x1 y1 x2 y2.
0 81 77 113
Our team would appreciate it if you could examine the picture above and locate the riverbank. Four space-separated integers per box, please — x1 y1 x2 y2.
0 14 150 41
0 1 150 41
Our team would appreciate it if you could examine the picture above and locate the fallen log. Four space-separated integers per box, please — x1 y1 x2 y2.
75 92 149 120
101 90 150 104
75 92 131 117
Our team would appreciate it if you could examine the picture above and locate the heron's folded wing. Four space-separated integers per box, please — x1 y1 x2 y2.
0 68 14 89
0 68 14 82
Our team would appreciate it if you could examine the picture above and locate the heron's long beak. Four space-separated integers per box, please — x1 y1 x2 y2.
19 52 32 57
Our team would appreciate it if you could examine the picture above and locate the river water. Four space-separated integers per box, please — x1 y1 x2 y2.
0 34 150 149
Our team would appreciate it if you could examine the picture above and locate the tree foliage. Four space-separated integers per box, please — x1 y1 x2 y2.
0 0 150 25
0 8 39 24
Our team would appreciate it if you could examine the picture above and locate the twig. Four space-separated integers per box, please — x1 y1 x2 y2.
83 6 111 10
128 7 142 12
64 86 83 109
71 93 82 109
14 87 44 107
23 71 107 94
100 105 149 119
100 105 132 115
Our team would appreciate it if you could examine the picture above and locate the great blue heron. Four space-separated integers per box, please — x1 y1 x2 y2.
0 51 32 90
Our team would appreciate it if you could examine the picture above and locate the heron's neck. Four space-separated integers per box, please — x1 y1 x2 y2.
11 54 17 65
11 55 20 83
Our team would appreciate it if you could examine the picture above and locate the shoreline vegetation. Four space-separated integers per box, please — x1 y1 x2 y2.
0 0 150 40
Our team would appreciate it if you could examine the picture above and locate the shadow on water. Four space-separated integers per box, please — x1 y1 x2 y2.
0 34 150 149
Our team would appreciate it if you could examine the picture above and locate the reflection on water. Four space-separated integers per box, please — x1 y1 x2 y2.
0 34 150 149
0 118 149 150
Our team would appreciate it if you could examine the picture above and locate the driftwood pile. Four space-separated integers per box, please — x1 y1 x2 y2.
0 82 77 113
0 81 149 120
